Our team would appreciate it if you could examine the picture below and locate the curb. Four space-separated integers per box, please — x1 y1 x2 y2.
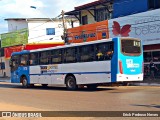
131 83 160 86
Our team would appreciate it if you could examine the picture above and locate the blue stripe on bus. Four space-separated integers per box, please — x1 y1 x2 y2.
29 71 111 76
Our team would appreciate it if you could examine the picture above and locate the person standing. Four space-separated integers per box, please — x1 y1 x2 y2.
149 60 158 80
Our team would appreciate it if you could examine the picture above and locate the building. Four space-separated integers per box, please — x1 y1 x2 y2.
65 0 160 24
0 17 79 77
65 0 160 80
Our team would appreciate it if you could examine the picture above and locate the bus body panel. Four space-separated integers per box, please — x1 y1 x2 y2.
111 38 119 82
11 66 30 83
29 61 111 85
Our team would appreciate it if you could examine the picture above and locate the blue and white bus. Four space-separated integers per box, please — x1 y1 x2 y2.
10 37 143 90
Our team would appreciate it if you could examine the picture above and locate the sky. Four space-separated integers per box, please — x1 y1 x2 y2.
0 0 94 34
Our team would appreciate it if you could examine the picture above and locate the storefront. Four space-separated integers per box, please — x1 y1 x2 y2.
143 44 160 79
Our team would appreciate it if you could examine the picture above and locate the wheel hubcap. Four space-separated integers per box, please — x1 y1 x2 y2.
22 79 27 86
68 79 74 88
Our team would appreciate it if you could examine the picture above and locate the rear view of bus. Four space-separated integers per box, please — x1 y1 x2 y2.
111 37 143 82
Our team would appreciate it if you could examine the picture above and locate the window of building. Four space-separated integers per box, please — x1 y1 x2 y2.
51 49 62 64
82 15 88 25
0 48 4 57
46 28 55 35
79 45 94 62
64 47 76 63
144 52 152 62
143 51 160 62
148 0 160 9
96 7 112 22
152 51 160 62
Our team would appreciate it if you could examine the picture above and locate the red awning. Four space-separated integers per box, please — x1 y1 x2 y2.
24 43 64 50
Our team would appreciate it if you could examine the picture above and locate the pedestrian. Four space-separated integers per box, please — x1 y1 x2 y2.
149 60 158 80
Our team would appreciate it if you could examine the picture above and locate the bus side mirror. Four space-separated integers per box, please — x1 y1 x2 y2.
9 60 13 67
9 62 13 67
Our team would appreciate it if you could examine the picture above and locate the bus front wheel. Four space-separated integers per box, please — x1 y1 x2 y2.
66 76 77 90
22 77 28 88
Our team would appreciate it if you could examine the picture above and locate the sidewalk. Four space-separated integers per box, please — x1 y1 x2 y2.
130 78 160 86
0 77 10 82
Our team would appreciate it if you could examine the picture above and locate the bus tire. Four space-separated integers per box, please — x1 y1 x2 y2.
22 77 28 88
66 76 77 90
87 84 98 90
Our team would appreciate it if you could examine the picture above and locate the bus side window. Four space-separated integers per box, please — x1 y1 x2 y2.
65 47 76 63
51 49 62 64
40 51 50 65
96 42 114 61
29 53 38 65
96 43 105 61
104 42 114 60
20 54 28 66
80 45 94 62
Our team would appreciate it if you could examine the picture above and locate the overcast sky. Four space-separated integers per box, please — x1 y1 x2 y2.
0 0 94 34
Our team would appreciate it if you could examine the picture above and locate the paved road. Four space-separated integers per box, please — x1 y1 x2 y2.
0 82 159 112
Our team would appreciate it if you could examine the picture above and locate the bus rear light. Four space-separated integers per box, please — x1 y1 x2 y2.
119 60 123 74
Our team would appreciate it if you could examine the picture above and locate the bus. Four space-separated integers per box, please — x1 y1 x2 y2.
10 37 143 90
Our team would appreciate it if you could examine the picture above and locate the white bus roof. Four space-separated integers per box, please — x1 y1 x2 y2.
30 38 113 52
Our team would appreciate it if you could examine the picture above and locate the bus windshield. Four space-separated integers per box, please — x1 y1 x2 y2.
121 39 141 56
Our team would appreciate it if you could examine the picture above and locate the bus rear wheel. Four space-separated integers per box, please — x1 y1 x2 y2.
66 76 77 90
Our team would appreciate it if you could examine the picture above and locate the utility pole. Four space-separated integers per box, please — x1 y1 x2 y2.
61 10 67 44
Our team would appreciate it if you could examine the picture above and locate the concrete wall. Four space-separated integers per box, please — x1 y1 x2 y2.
27 20 79 44
81 10 96 25
7 20 28 32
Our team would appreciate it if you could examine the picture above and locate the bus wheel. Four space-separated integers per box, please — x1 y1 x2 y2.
22 77 28 88
87 84 98 90
66 76 77 90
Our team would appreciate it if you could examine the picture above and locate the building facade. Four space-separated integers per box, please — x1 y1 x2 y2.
0 18 79 77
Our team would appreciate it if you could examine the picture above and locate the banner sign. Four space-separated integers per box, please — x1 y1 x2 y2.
4 45 24 59
67 20 109 43
109 9 160 45
1 28 28 48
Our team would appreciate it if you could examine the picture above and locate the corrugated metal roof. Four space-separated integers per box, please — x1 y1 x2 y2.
65 0 113 15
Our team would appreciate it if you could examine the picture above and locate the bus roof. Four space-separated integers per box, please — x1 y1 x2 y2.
12 50 30 56
11 37 140 55
30 38 113 52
